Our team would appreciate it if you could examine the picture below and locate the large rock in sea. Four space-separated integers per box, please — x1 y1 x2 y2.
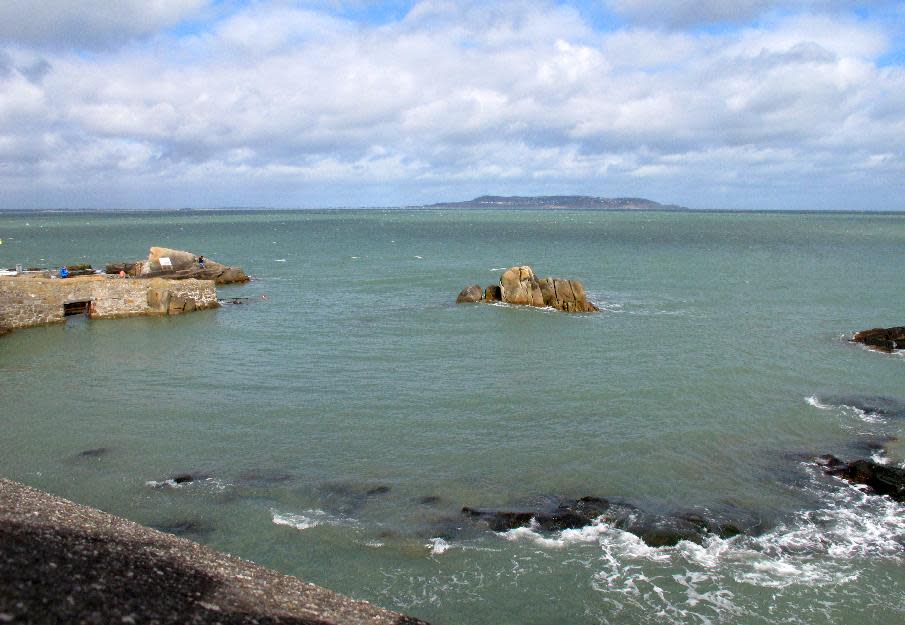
457 265 598 312
851 326 905 352
107 247 249 285
500 266 546 307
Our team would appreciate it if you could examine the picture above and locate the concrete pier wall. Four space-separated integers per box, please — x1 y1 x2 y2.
0 275 218 332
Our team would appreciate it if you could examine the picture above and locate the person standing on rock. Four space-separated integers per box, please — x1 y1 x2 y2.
197 255 205 269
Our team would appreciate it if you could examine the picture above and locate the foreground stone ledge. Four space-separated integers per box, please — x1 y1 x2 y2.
0 477 431 625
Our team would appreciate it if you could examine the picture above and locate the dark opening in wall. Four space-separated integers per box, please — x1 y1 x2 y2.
63 301 91 317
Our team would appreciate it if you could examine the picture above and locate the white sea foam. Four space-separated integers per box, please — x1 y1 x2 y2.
493 463 905 624
144 476 226 490
870 450 891 464
501 517 627 550
805 396 886 423
272 509 334 531
427 537 450 555
274 258 286 262
805 395 830 410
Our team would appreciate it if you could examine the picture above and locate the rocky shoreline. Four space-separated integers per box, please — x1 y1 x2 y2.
0 477 429 625
0 247 248 338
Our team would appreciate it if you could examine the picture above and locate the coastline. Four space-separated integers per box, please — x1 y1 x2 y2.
0 477 430 625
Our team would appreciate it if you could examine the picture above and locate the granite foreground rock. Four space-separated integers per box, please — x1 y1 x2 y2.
0 477 430 625
107 247 250 285
851 326 905 352
457 265 599 312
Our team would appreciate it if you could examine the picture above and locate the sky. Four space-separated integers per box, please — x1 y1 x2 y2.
0 0 903 210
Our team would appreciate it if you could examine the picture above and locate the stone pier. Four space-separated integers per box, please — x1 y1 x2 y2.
0 275 219 334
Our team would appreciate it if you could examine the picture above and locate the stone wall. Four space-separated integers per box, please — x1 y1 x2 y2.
0 275 218 333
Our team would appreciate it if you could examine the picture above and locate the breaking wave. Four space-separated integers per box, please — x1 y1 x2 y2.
271 508 352 531
494 463 905 624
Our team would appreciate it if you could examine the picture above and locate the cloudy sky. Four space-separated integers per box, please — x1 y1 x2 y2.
1 1 903 210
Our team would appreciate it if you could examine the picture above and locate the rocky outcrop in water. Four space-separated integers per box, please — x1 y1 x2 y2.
107 247 249 285
819 455 905 501
851 326 905 352
457 265 598 312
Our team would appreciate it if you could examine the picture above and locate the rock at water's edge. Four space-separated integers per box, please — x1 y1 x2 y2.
108 247 249 285
823 456 905 500
851 326 905 352
456 284 483 304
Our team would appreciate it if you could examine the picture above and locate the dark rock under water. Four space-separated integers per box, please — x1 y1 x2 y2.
461 496 763 547
818 395 905 420
74 447 111 460
151 518 215 538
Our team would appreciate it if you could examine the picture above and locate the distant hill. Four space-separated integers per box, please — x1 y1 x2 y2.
422 195 687 210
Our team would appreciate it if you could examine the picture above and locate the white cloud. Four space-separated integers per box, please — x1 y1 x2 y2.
0 0 903 209
606 0 900 28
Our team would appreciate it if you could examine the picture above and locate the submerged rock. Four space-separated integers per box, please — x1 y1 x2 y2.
823 456 905 501
461 496 753 547
235 470 294 485
151 519 215 538
456 265 599 312
851 326 905 352
817 395 905 420
75 447 110 460
148 473 209 488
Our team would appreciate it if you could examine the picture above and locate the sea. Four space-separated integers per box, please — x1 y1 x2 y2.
1 208 904 625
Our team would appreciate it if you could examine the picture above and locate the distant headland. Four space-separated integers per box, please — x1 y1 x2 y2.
422 195 688 210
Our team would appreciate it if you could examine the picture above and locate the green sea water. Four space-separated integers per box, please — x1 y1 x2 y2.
1 209 904 625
